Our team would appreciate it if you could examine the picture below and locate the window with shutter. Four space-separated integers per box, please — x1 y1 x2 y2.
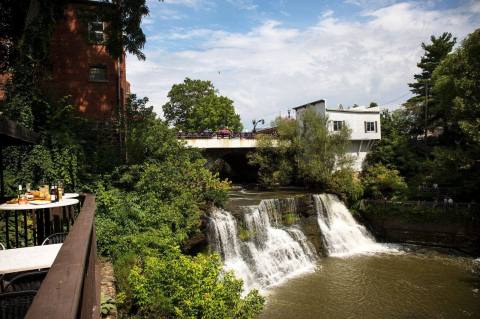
365 121 375 132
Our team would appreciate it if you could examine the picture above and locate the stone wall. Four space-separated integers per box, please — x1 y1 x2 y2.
360 211 480 256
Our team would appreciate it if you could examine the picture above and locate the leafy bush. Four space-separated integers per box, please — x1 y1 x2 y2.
362 164 408 200
282 212 299 226
128 253 264 319
327 169 364 204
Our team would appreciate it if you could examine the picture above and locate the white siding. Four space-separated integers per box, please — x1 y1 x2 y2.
326 109 381 140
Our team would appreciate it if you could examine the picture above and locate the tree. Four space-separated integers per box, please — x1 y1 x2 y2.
0 0 151 72
427 28 480 200
249 108 354 196
188 94 242 132
296 108 352 187
247 118 297 187
405 32 456 136
432 28 480 146
163 78 243 132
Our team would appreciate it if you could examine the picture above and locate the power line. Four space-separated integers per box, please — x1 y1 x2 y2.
379 92 411 107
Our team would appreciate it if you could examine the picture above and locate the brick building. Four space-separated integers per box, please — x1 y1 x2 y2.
45 0 130 120
0 1 130 121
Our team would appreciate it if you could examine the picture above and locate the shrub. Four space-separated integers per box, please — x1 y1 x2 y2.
362 164 407 200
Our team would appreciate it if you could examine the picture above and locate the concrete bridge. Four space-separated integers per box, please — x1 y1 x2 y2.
177 132 270 149
177 132 267 182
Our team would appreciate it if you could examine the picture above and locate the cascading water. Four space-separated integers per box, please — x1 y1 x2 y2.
208 198 316 291
314 194 393 257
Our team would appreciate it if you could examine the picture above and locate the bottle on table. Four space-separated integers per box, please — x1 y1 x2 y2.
17 184 27 204
57 180 63 201
50 185 57 203
17 184 22 199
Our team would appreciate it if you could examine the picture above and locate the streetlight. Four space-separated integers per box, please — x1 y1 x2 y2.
252 119 265 133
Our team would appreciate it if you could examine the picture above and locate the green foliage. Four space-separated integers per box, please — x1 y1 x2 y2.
162 78 243 132
101 294 117 317
328 169 364 205
95 116 263 318
405 32 456 135
296 108 352 187
249 108 354 201
282 212 298 226
432 29 480 146
361 164 407 200
188 94 242 133
2 143 81 196
128 253 264 319
367 29 480 202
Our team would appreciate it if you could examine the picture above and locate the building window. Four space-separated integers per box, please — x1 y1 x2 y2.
89 66 107 82
333 121 344 131
365 121 377 133
88 21 105 43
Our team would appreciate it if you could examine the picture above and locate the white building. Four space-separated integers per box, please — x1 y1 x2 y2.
293 99 381 171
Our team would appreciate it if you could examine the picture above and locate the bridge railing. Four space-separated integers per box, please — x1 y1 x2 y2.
177 132 273 139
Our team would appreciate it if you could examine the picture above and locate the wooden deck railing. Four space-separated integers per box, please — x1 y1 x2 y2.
25 194 99 319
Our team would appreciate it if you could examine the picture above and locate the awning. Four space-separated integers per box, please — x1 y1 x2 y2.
0 119 40 146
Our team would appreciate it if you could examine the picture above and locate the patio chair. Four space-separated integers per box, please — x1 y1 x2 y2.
41 232 67 245
0 290 37 319
4 270 48 293
0 243 5 250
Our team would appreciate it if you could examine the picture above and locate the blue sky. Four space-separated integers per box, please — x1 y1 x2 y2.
127 0 480 129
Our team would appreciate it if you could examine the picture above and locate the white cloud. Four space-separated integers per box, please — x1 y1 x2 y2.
128 1 479 129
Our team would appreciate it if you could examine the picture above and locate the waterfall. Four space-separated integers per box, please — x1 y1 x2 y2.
208 199 316 291
314 194 392 257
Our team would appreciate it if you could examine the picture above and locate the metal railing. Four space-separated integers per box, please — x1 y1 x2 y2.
25 194 99 319
177 131 279 139
1 200 81 249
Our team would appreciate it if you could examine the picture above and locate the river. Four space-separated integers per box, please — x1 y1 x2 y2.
222 187 480 319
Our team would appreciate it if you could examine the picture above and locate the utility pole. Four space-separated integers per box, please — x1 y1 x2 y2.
424 79 429 140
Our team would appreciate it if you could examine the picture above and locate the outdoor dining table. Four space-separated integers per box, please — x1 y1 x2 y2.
63 193 79 199
0 243 62 274
0 198 79 249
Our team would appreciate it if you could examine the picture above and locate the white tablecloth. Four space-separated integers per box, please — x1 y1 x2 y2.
0 198 79 211
0 244 62 274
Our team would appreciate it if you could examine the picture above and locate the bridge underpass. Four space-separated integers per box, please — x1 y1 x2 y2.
179 136 262 183
202 147 258 183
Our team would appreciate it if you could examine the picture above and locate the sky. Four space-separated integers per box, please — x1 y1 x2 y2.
126 0 480 130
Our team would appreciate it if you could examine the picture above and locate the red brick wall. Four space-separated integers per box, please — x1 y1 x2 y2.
0 73 10 102
45 3 127 121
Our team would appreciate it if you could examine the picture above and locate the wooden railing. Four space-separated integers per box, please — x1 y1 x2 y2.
25 194 99 319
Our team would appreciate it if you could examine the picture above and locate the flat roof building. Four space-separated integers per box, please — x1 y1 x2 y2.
294 99 381 171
